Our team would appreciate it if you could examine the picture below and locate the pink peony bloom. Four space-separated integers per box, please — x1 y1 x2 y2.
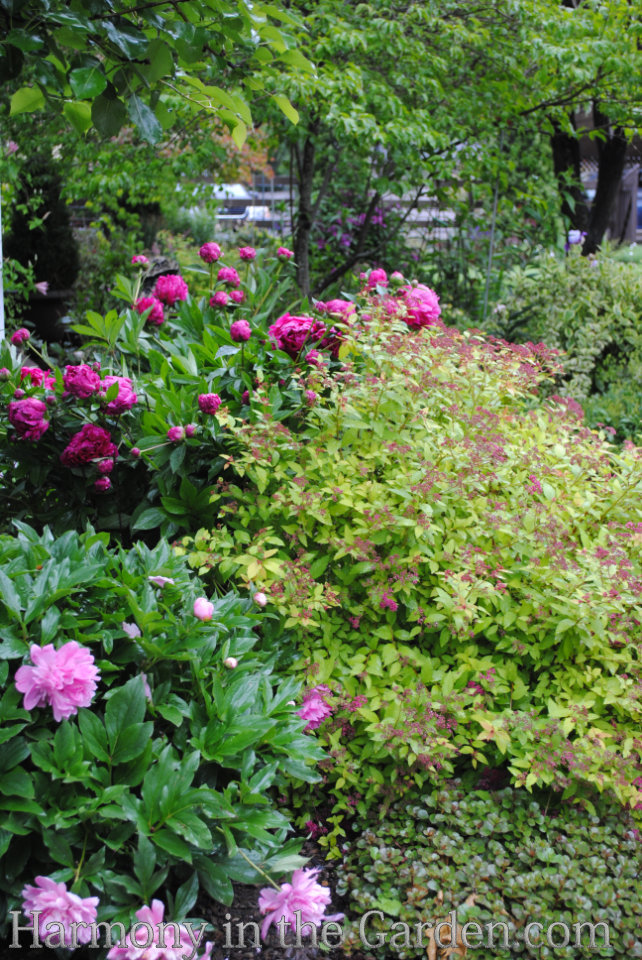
254 592 267 607
361 268 387 288
230 319 251 342
317 299 356 317
8 398 49 441
122 622 142 639
277 246 294 260
229 289 245 304
238 246 256 261
100 375 138 415
134 296 164 326
217 266 241 288
60 424 118 467
199 242 222 263
94 476 111 492
268 313 327 358
148 576 175 588
194 597 214 621
399 284 441 329
167 426 185 442
153 274 189 306
223 657 238 668
185 423 197 438
20 366 56 390
198 393 221 415
15 642 99 721
96 459 114 475
210 291 229 307
131 255 149 265
298 685 333 731
34 281 49 295
21 876 99 947
11 328 30 345
106 899 211 960
258 868 343 940
63 364 101 399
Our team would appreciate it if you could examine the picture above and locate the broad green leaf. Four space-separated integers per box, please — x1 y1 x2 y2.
10 86 44 114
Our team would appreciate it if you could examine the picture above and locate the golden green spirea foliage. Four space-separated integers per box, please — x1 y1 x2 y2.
180 311 642 832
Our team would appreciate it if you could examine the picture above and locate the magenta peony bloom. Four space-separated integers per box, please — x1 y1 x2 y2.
153 274 189 306
400 283 441 329
8 398 49 441
230 319 251 342
360 268 387 288
298 684 333 731
194 597 214 621
217 266 241 288
258 868 343 940
238 246 256 261
96 459 114 475
317 299 356 317
63 364 101 399
22 876 99 947
229 289 245 304
100 375 138 414
268 313 327 358
106 899 211 960
198 393 221 415
131 254 149 265
134 296 165 326
20 366 56 390
277 246 294 260
61 424 118 467
185 423 197 437
15 642 100 721
10 328 30 345
199 242 222 263
210 291 229 308
167 426 185 442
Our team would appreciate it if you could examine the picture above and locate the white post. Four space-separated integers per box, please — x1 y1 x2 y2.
0 185 4 340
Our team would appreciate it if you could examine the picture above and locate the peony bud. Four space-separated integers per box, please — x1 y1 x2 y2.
10 328 30 345
194 597 214 621
0 368 11 380
253 592 267 607
167 426 185 442
13 388 25 399
223 657 238 668
185 423 197 438
131 447 141 458
94 477 111 493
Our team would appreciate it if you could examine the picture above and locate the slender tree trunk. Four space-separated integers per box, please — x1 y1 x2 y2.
294 132 317 298
582 108 629 255
551 118 590 231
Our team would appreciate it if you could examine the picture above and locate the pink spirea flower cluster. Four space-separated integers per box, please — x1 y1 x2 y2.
268 313 327 358
258 868 343 940
106 899 212 960
15 641 100 721
22 877 99 947
63 364 101 399
198 393 222 415
379 592 398 611
199 242 222 263
101 375 137 415
399 283 441 329
153 274 189 306
20 366 56 390
298 685 333 731
60 424 118 467
8 398 49 440
134 296 164 326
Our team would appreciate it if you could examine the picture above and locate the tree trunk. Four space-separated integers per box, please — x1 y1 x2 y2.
582 110 629 255
294 134 316 298
551 119 590 231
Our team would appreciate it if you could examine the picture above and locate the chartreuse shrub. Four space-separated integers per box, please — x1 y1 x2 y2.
335 781 642 959
0 522 322 939
489 247 642 440
179 312 642 844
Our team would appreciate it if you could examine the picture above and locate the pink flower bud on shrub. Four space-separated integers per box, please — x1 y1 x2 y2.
94 476 111 493
238 246 256 260
224 657 238 668
199 242 222 263
277 246 294 260
230 320 251 342
254 592 267 607
210 291 229 308
13 388 25 399
131 447 141 458
185 423 197 437
198 393 221 415
194 597 214 621
167 426 185 442
11 328 30 345
230 289 245 304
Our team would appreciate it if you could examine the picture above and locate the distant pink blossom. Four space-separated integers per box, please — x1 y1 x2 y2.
254 592 267 607
199 242 222 263
268 313 327 358
304 390 317 405
230 289 245 304
134 296 164 326
6 140 19 155
379 592 398 611
22 876 99 947
298 685 333 731
277 246 294 260
399 284 441 329
198 393 221 415
360 268 387 288
131 255 149 265
141 673 152 702
185 423 197 437
258 868 343 940
238 246 256 260
106 899 211 960
217 266 241 288
230 320 251 342
100 375 137 414
96 458 114 474
15 642 99 721
153 274 188 306
10 328 30 345
242 390 250 404
210 291 229 307
317 299 356 317
122 622 142 639
167 426 185 442
34 281 49 295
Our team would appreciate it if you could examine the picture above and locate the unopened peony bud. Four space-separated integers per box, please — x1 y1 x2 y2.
0 368 10 380
194 597 214 621
167 426 185 442
254 592 267 607
94 477 111 492
11 328 30 345
131 447 141 458
223 657 238 668
13 388 25 399
185 423 197 438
